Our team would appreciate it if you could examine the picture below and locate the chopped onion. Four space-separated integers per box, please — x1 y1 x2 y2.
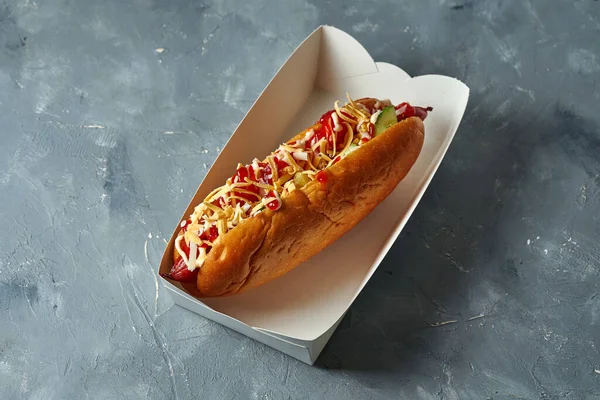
293 151 308 161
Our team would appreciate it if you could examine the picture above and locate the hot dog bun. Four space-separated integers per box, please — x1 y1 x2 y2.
173 116 424 297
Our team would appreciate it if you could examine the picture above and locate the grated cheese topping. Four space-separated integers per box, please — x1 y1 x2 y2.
175 96 392 271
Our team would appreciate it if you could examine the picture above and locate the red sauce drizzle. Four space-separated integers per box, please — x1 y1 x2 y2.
232 166 260 202
265 190 281 210
316 171 328 185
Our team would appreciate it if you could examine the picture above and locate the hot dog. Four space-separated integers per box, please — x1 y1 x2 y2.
161 96 431 297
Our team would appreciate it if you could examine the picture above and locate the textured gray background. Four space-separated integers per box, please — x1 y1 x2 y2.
1 0 599 398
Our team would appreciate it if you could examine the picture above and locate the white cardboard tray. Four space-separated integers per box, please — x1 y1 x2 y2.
158 25 469 365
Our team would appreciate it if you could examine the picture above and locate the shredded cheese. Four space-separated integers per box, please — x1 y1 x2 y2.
251 201 266 215
267 156 279 183
334 101 358 125
245 177 275 191
217 219 227 236
185 231 202 246
228 195 255 204
319 140 327 155
346 93 369 120
306 154 318 171
276 173 293 186
280 144 301 153
339 122 354 154
197 246 207 264
186 223 203 233
283 180 296 192
311 138 326 152
204 186 226 205
280 148 302 172
175 95 379 271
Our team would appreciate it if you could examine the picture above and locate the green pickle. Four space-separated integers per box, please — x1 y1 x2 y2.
374 106 398 136
294 172 311 188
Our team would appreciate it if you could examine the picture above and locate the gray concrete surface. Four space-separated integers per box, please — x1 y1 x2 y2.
1 0 600 398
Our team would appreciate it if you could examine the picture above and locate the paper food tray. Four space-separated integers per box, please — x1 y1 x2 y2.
158 25 469 365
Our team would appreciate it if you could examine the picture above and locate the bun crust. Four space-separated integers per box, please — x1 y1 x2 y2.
176 116 425 297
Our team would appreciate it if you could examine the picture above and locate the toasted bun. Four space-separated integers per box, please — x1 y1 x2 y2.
180 116 425 297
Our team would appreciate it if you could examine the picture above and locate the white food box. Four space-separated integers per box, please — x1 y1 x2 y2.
158 25 469 365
